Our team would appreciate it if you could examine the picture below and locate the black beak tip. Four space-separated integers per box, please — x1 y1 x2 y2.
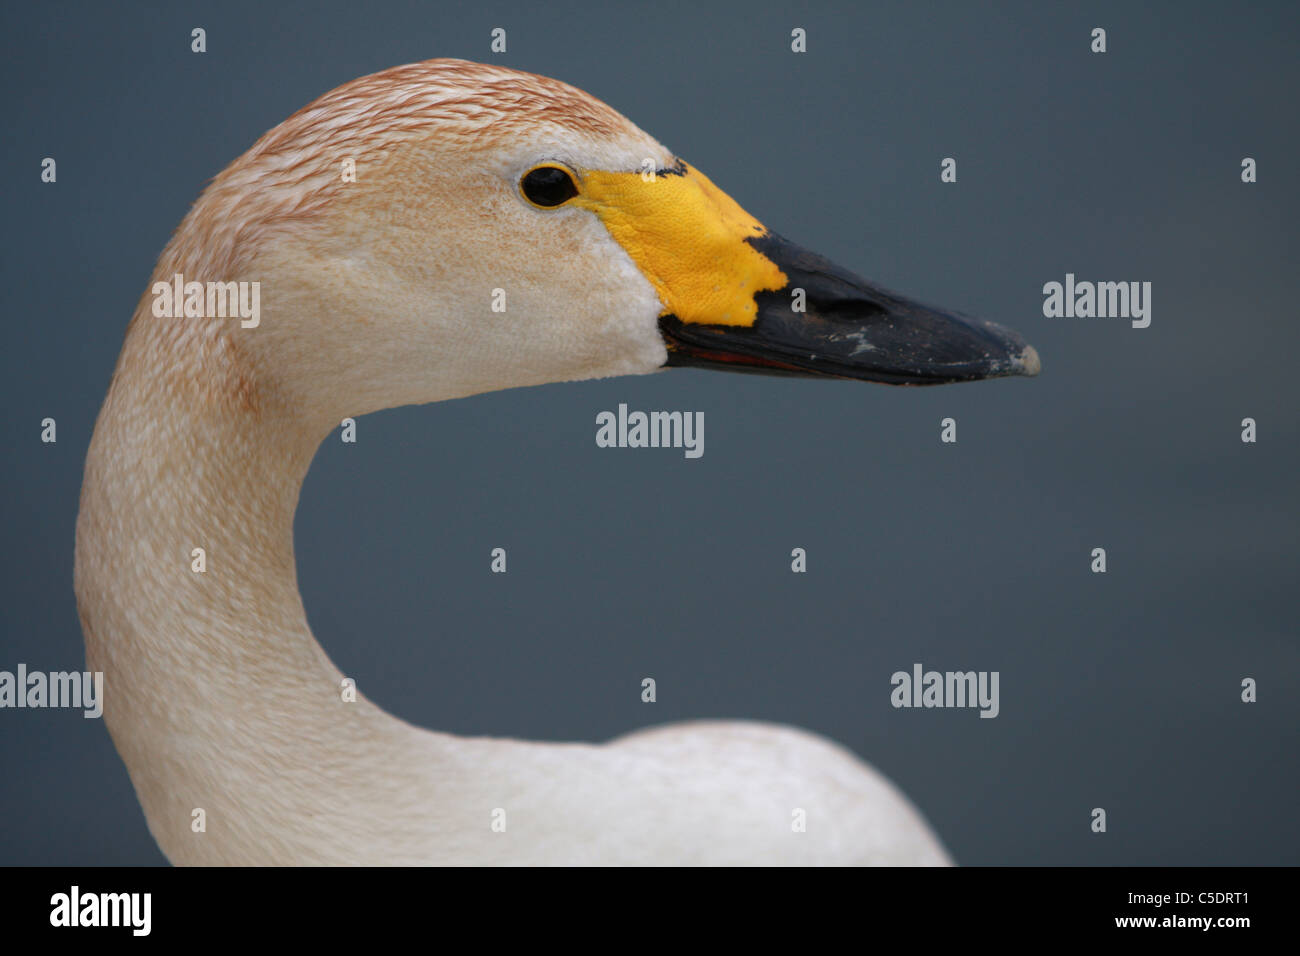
969 317 1041 381
869 312 1042 385
957 320 1041 382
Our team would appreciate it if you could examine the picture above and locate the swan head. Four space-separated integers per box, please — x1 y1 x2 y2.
150 59 1038 425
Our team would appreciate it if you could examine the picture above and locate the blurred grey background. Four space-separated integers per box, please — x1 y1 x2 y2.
2 0 1296 865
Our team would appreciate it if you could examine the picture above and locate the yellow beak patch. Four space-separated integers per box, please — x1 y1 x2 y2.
573 161 788 327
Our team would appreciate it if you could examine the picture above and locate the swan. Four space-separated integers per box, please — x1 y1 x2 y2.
75 59 1039 866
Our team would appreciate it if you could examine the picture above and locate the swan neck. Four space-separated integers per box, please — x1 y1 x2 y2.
74 321 424 863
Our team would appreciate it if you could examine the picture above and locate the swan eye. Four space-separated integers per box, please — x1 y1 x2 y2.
520 165 579 208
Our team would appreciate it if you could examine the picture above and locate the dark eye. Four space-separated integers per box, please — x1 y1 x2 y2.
520 165 579 207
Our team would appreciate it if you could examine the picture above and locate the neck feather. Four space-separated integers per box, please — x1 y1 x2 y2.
75 314 457 864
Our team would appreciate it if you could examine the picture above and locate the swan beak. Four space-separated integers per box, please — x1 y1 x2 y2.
660 232 1041 385
577 159 1038 385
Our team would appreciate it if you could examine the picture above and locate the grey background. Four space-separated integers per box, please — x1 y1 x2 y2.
2 0 1296 865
